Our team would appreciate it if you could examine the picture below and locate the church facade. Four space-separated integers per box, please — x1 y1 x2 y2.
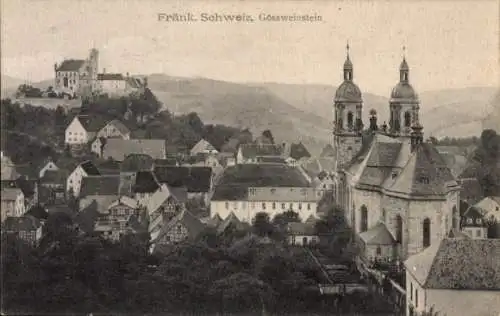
332 46 461 260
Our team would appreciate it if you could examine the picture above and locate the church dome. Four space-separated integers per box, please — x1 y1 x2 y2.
390 82 418 101
335 81 362 102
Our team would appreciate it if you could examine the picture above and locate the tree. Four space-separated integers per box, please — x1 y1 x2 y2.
272 210 301 230
252 212 274 237
261 130 275 144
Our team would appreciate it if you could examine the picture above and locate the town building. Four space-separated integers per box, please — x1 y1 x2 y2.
331 46 461 260
211 164 317 223
133 171 160 207
97 139 166 161
78 175 121 213
96 119 131 140
3 216 43 246
66 161 100 197
38 158 59 179
190 139 218 156
94 196 139 240
65 115 108 145
1 188 26 221
54 48 99 98
39 169 67 204
236 143 284 164
96 72 146 97
461 206 488 239
474 196 500 221
404 238 500 316
1 151 19 181
286 222 318 246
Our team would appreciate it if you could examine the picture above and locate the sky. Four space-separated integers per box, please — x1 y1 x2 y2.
1 0 499 96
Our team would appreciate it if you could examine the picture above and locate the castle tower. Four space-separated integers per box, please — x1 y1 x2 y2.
389 47 420 138
333 43 364 172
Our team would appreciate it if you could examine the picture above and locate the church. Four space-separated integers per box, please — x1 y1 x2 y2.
331 45 461 260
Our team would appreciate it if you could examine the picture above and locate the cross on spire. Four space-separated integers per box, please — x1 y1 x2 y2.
402 45 406 59
346 40 350 58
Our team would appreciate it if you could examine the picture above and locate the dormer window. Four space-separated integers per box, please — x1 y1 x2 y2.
476 219 482 225
467 218 473 224
419 176 430 184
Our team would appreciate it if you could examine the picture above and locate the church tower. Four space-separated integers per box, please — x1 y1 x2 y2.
333 43 364 171
389 48 420 138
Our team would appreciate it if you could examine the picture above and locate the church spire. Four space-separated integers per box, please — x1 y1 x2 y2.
343 41 353 81
400 46 409 82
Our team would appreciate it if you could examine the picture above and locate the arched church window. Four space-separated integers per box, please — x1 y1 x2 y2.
423 218 431 248
347 112 354 129
360 205 368 232
63 77 69 88
404 112 411 127
395 215 403 243
381 209 386 223
452 206 458 229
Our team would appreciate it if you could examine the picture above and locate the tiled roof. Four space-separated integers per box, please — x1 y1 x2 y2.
211 185 248 201
56 59 85 72
358 222 396 245
462 206 486 227
217 164 310 187
133 171 159 193
154 166 212 193
79 161 101 176
459 160 482 179
102 139 166 161
190 139 218 155
108 196 139 210
146 184 181 215
404 239 500 290
257 156 286 164
121 154 154 172
290 143 311 161
287 222 316 235
158 209 206 241
216 212 247 235
240 144 283 159
80 175 121 198
1 187 22 200
97 73 125 81
3 216 41 231
25 205 49 220
76 115 109 133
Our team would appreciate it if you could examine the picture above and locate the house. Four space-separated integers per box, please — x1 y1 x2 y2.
205 213 223 228
95 119 131 140
133 171 160 207
96 159 122 175
404 239 500 316
38 158 59 178
154 166 213 206
190 139 218 156
474 196 500 221
97 73 127 96
211 164 317 223
236 144 284 164
98 139 166 161
64 115 108 145
3 216 43 246
284 143 312 166
461 206 488 239
94 196 139 240
39 170 67 205
358 222 397 262
150 209 205 253
216 212 249 236
54 48 99 97
147 184 188 245
66 161 100 197
1 188 25 221
287 222 318 246
2 177 38 209
78 175 121 213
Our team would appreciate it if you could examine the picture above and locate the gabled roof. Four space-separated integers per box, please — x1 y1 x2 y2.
3 216 41 231
359 222 396 245
206 214 223 227
97 73 124 81
79 161 101 176
121 154 154 172
40 170 67 185
101 119 130 136
154 166 212 193
56 59 85 72
76 115 109 133
80 175 120 198
108 196 139 210
190 139 218 155
404 239 500 290
102 139 166 161
462 206 487 227
96 159 122 175
216 212 246 235
240 144 283 159
159 209 206 241
133 171 160 193
287 222 316 236
146 184 181 215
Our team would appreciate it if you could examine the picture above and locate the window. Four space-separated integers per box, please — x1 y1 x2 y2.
289 203 293 209
452 206 458 229
476 219 482 225
410 283 413 301
272 202 276 210
476 230 481 237
423 218 431 248
298 203 302 210
395 215 403 243
262 203 266 210
360 205 368 232
307 204 311 210
376 246 381 255
225 202 229 209
404 111 411 127
347 112 354 129
467 218 473 224
282 203 286 209
270 188 276 194
415 290 418 308
419 176 430 184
